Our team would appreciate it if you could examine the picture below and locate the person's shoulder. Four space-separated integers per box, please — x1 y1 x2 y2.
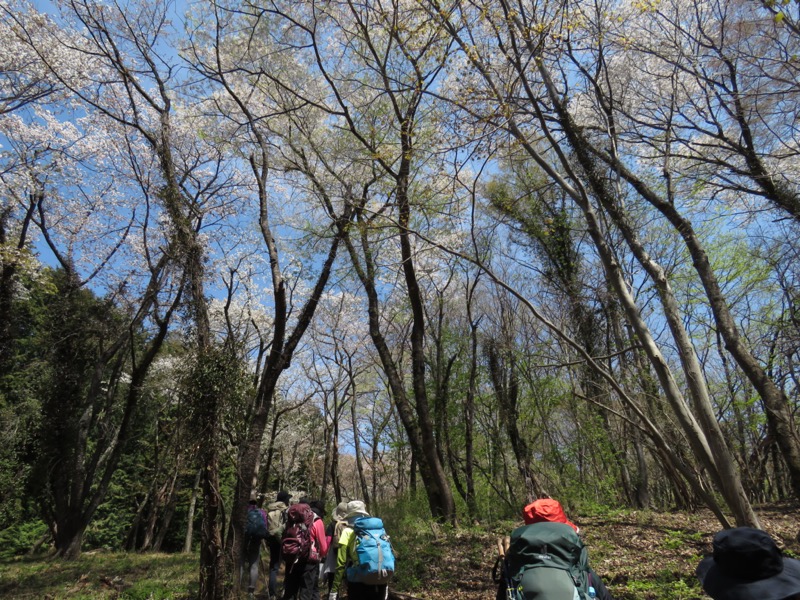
344 529 358 549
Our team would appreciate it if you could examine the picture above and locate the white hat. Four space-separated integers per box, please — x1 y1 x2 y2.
344 500 369 522
333 501 349 522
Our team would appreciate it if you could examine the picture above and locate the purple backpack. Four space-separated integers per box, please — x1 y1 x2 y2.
281 503 320 569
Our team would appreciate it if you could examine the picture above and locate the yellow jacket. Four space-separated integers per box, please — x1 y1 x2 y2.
331 526 357 591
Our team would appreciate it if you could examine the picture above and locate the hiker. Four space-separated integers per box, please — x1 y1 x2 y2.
305 499 328 600
329 500 395 600
242 493 269 600
306 498 326 519
696 527 800 600
282 501 329 600
323 502 349 593
496 498 614 600
266 491 291 600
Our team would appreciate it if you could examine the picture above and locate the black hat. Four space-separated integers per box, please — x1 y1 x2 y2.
308 499 326 518
276 490 290 504
696 527 800 600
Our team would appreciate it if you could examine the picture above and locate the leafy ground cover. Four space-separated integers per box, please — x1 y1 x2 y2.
1 503 797 600
0 551 198 599
405 501 800 600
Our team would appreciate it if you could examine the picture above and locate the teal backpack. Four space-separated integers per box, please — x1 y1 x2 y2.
504 522 592 600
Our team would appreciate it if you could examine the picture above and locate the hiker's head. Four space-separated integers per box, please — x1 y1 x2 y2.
308 499 326 518
522 499 578 532
333 501 348 522
696 527 800 600
276 490 291 504
344 500 369 523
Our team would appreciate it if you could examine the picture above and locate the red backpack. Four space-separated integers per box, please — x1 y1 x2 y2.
281 503 321 570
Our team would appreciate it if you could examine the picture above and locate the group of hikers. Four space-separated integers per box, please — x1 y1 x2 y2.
242 494 800 600
242 492 394 600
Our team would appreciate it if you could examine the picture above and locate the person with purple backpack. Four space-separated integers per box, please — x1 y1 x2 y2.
281 501 328 600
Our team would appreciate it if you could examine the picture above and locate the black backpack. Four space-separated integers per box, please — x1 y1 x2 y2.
503 522 592 600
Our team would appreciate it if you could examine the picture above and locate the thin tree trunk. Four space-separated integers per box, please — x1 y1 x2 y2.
152 468 181 552
184 468 202 554
589 177 759 527
486 340 546 501
421 0 745 528
337 197 453 521
529 58 758 526
464 290 480 518
350 379 371 505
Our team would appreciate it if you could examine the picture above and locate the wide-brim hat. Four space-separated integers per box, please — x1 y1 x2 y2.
522 498 578 532
332 501 349 522
344 500 369 522
696 527 800 600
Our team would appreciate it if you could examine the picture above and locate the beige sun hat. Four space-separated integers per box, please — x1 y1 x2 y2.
344 500 369 522
333 501 349 522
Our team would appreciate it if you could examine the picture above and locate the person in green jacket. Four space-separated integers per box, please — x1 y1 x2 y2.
328 500 388 600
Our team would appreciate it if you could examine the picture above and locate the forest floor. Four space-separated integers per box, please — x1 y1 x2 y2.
0 502 798 600
396 501 800 600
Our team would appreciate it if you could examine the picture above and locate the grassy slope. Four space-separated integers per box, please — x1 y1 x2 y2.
1 503 797 600
0 552 199 599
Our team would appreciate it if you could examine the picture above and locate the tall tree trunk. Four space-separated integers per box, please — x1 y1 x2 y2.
530 58 759 527
338 206 454 522
397 157 457 523
601 153 800 503
229 232 343 573
422 0 747 528
586 174 759 527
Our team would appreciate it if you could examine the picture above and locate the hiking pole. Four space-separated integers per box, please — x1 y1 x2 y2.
493 537 514 600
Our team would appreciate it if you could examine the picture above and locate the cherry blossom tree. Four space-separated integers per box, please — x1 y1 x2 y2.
6 3 252 591
0 86 187 558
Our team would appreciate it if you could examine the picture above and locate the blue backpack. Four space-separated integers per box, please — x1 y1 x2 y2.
346 516 395 585
245 507 269 539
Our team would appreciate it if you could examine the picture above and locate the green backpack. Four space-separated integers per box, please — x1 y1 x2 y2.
505 522 592 600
